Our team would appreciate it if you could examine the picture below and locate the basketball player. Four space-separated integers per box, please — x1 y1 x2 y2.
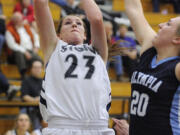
34 0 114 134
113 0 180 135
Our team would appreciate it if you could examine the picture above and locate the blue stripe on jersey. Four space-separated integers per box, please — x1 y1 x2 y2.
151 56 179 68
106 93 112 111
170 85 180 135
45 61 49 69
40 95 47 108
106 102 111 112
42 87 45 92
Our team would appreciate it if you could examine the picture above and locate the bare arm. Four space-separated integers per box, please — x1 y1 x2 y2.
125 0 157 54
34 0 58 64
81 0 108 63
23 95 39 103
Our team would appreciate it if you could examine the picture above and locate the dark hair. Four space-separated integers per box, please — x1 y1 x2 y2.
14 113 31 130
57 17 64 34
30 59 43 69
57 14 87 35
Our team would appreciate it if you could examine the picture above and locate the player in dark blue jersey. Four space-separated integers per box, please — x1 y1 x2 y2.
113 0 180 135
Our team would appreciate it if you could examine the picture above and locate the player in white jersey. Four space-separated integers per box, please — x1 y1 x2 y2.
34 0 114 134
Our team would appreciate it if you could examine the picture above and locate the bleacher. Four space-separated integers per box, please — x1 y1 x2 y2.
0 0 21 129
112 0 179 32
0 0 179 134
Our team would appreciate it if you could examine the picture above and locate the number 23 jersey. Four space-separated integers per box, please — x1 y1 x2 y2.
130 47 180 135
40 40 111 122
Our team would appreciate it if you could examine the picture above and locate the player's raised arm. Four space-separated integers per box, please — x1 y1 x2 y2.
81 0 108 63
34 0 58 64
124 0 157 54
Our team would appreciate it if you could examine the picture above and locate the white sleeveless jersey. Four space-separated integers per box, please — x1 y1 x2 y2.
8 130 30 135
40 40 111 123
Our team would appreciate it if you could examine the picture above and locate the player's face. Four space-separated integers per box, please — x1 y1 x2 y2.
59 15 86 45
153 17 180 47
16 114 30 131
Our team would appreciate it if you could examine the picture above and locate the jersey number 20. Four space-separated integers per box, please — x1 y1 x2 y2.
130 90 149 117
65 54 95 79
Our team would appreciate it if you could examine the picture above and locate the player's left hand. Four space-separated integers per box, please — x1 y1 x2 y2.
112 118 129 135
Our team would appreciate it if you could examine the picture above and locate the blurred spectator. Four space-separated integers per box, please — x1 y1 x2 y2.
20 59 43 130
152 0 180 13
0 0 6 55
5 12 41 79
114 24 138 78
14 0 35 24
104 21 114 44
5 113 31 135
104 21 123 81
0 71 19 100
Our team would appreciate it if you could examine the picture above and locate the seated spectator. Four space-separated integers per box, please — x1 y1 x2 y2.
104 21 124 81
104 21 114 45
5 12 41 79
0 0 6 55
114 24 138 78
14 0 35 25
20 59 43 130
0 71 19 100
5 113 31 135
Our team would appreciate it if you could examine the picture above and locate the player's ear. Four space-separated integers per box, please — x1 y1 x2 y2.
57 33 63 40
83 33 87 41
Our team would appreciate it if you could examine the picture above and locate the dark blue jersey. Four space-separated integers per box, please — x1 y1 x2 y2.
129 47 180 135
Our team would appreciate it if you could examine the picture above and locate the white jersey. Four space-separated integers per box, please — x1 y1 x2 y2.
7 130 30 135
33 129 42 135
40 40 111 126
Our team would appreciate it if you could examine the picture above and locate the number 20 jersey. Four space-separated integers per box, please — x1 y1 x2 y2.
40 40 111 123
130 47 180 135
